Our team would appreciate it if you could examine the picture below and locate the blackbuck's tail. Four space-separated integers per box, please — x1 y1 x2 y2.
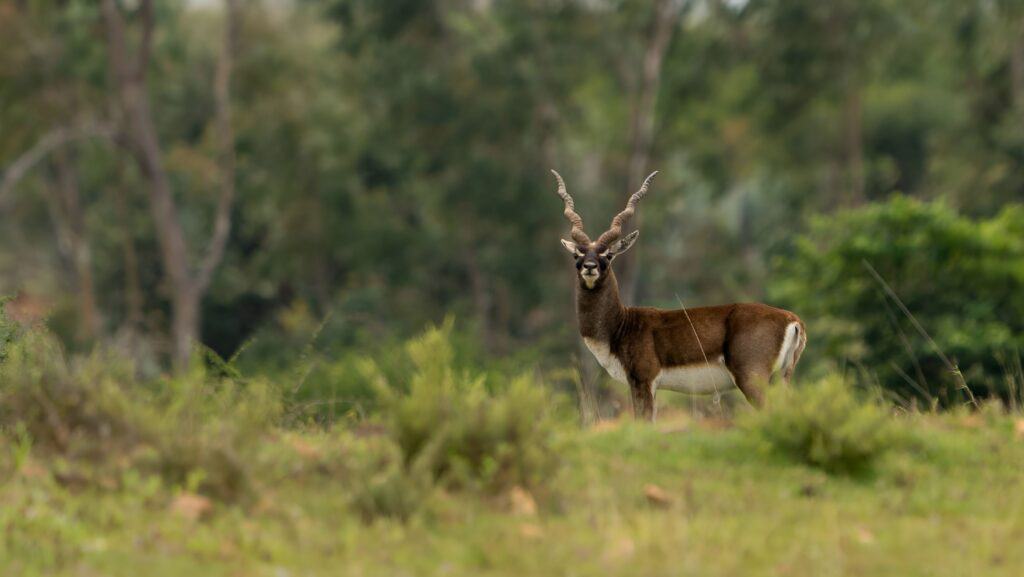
776 321 806 383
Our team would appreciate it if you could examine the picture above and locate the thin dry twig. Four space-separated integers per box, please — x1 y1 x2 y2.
676 294 723 416
888 361 935 410
292 310 334 394
862 259 978 408
880 298 935 406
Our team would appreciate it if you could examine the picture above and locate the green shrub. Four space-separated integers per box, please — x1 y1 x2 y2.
274 316 555 426
742 377 903 474
282 350 396 425
368 322 565 494
0 331 143 454
345 434 433 522
0 299 17 364
0 326 282 503
138 374 282 502
769 198 1024 405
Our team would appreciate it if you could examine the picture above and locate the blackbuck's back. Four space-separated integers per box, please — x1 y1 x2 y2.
630 302 805 379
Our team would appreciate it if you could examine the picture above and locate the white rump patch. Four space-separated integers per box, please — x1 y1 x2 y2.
773 322 801 373
654 363 737 394
583 338 628 384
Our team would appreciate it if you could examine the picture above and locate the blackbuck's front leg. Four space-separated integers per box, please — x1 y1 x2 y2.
629 378 656 421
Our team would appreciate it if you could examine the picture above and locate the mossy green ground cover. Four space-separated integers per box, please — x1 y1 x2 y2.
3 412 1023 577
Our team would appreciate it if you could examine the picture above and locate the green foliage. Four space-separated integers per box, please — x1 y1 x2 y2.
345 434 433 522
771 197 1024 403
0 299 15 364
273 321 569 521
369 322 565 494
0 326 282 503
0 317 565 525
285 351 384 423
742 377 902 474
4 0 1024 376
258 312 556 425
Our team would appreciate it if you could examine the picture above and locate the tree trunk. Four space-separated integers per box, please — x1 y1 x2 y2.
101 0 194 368
172 287 201 370
113 174 145 334
101 0 239 370
619 0 684 304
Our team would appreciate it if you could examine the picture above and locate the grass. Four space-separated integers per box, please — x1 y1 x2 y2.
2 410 1024 576
3 312 1024 575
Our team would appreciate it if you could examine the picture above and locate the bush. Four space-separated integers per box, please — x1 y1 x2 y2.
367 322 565 495
286 353 383 423
770 198 1024 405
268 314 561 427
0 325 282 503
345 434 433 522
0 299 18 364
742 378 903 474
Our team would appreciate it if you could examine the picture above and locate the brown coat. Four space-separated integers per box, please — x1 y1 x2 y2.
575 268 805 419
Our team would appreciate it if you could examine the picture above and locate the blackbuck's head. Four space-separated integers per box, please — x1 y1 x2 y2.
551 169 657 290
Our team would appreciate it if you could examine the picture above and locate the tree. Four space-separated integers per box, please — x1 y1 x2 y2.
100 0 239 369
770 197 1024 405
0 2 115 343
617 0 688 303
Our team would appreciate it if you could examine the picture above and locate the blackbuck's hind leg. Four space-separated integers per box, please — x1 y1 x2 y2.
732 368 771 409
628 379 656 422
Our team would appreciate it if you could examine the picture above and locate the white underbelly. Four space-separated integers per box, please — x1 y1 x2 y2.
584 337 737 395
654 364 737 394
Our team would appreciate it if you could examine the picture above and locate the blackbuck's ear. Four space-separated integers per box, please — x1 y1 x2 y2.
560 239 580 254
608 230 639 258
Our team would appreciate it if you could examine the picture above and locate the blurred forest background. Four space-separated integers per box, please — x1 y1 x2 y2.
2 0 1023 411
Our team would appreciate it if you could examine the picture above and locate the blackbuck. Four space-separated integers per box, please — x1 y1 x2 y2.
552 170 806 420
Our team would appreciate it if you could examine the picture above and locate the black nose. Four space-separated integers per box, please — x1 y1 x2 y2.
582 261 598 271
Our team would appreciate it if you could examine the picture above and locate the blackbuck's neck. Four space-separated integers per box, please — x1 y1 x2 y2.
576 270 626 342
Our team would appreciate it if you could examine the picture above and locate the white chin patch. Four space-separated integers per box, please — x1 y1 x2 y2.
582 274 598 289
